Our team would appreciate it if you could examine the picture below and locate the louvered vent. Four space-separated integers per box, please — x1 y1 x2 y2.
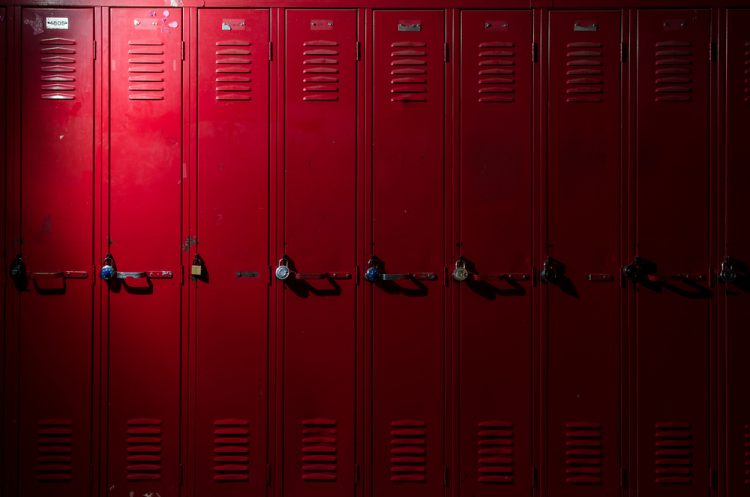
302 40 339 102
390 42 427 102
126 418 162 481
37 419 73 482
40 38 76 100
477 42 515 103
477 421 513 483
565 422 603 484
744 42 750 103
128 41 165 100
654 41 693 102
301 418 337 481
390 420 426 482
566 42 604 103
216 40 252 101
655 422 693 485
744 424 750 485
213 419 250 482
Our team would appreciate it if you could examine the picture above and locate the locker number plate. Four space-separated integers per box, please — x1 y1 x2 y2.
46 17 69 30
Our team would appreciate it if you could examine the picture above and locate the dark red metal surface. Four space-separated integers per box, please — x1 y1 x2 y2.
281 8 358 497
194 8 270 496
455 9 533 496
370 9 446 497
723 8 750 497
10 8 96 497
106 7 183 497
633 9 712 497
545 10 623 497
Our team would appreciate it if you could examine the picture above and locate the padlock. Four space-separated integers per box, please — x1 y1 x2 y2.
364 257 382 282
275 257 291 281
452 258 469 282
100 254 116 281
9 254 26 282
191 254 204 277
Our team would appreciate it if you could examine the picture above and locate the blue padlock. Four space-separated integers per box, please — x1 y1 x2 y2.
100 254 116 281
364 263 381 282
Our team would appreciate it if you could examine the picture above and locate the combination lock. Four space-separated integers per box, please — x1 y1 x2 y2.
275 257 291 281
452 258 469 282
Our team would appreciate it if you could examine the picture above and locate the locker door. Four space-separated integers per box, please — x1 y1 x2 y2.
195 9 269 496
370 10 445 497
107 8 183 497
281 9 357 497
724 10 750 496
457 10 533 496
546 11 622 497
10 8 95 497
633 10 711 497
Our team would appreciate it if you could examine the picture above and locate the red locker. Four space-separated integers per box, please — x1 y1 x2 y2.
545 11 622 497
456 10 533 496
106 8 183 497
8 8 96 497
194 9 270 496
280 9 358 497
369 10 445 497
723 9 750 496
632 9 711 497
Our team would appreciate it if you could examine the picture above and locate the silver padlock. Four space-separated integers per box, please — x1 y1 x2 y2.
275 257 292 281
453 258 469 282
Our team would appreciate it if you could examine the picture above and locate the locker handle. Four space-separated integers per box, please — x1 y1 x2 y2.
29 271 89 280
381 272 437 281
116 271 173 280
295 272 352 281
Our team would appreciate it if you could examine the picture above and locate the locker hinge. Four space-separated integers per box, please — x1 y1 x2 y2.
179 463 183 485
268 266 273 286
355 265 360 285
620 467 628 489
620 42 627 63
532 465 538 487
181 40 185 61
709 42 717 63
269 41 273 61
444 466 450 486
356 41 361 61
93 39 97 60
180 264 185 285
266 464 272 486
354 464 360 485
444 266 449 287
710 468 718 490
444 43 449 63
532 42 538 63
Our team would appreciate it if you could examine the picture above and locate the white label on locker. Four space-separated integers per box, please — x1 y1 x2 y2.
222 19 246 31
46 17 69 30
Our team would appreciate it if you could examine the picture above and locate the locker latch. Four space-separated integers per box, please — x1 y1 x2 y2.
718 256 740 283
540 257 563 284
9 254 27 288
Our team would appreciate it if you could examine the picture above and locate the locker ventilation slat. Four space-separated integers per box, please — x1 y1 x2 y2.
654 422 693 485
215 40 252 101
390 419 427 482
565 42 604 103
126 418 162 481
565 422 603 484
744 42 750 103
477 421 513 483
744 424 750 484
301 418 338 481
213 419 250 481
40 38 76 100
390 42 427 102
654 41 693 102
128 41 165 100
37 419 74 481
478 42 515 103
302 40 340 102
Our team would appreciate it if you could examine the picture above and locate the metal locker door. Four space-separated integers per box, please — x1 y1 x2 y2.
107 8 183 497
546 11 622 497
723 9 750 497
456 10 533 496
195 9 270 496
370 10 445 497
632 10 711 497
281 9 358 497
9 8 95 497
